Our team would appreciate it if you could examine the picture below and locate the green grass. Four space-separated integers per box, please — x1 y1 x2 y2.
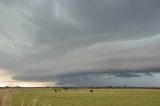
1 88 160 106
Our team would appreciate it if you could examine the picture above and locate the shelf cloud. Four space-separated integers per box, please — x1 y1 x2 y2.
0 0 160 86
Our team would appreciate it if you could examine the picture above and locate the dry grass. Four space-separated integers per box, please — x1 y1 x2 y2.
0 88 14 106
11 88 160 106
1 88 160 106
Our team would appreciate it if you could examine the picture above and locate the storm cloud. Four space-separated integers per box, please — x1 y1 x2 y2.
0 0 160 86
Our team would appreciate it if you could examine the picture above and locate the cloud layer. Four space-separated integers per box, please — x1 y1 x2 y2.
0 0 160 86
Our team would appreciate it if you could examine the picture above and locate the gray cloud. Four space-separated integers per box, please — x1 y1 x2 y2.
0 0 160 86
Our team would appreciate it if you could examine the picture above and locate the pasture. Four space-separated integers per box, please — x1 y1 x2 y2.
0 88 160 106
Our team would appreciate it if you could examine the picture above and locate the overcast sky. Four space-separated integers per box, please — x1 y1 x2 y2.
0 0 160 87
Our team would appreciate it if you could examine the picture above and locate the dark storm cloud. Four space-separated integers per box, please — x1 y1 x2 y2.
26 0 160 47
0 0 160 86
59 0 160 36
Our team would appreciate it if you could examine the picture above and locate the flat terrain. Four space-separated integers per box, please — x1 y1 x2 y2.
1 88 160 106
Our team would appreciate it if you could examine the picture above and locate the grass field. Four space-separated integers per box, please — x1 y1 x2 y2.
0 88 160 106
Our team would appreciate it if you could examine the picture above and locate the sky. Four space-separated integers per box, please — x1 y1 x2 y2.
0 0 160 87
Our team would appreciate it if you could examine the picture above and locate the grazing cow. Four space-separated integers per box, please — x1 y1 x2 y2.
55 90 57 92
90 90 94 93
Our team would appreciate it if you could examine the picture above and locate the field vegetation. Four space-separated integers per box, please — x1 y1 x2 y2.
0 88 160 106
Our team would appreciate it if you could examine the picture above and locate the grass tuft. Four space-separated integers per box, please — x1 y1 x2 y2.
0 88 14 106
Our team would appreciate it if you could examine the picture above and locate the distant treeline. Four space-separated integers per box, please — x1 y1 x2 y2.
1 86 160 89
